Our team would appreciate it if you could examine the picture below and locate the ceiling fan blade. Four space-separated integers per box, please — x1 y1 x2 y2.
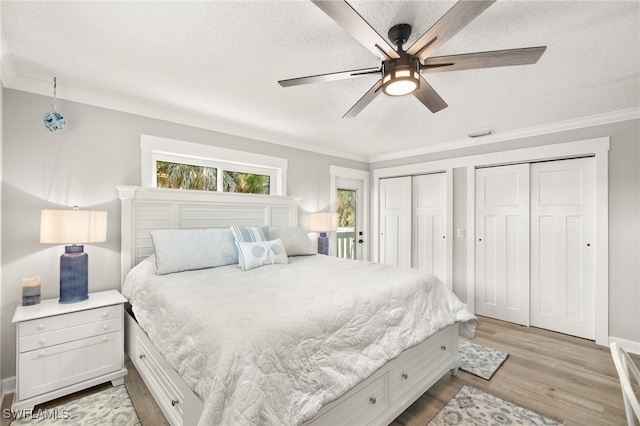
421 46 547 73
312 0 400 60
279 67 380 87
413 76 448 113
407 0 496 61
343 79 383 118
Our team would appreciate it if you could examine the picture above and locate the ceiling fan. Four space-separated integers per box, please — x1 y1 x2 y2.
278 0 546 118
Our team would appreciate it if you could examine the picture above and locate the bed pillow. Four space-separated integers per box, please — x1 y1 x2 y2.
268 226 317 256
236 239 288 271
230 225 269 243
150 228 238 275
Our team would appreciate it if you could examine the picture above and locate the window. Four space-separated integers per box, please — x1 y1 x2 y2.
141 135 288 195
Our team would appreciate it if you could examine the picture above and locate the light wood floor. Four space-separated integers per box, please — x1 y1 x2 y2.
2 316 636 425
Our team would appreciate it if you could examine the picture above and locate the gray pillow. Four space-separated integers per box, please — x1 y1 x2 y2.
268 226 317 256
150 228 238 275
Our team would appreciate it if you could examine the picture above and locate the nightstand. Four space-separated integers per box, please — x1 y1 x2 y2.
11 290 128 411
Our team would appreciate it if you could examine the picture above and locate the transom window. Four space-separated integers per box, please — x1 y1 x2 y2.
141 135 287 195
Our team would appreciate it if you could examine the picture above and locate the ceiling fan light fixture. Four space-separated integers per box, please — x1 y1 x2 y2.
382 66 420 96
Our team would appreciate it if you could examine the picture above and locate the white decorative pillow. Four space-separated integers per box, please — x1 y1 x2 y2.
230 225 269 243
150 228 238 275
237 239 288 271
268 226 317 256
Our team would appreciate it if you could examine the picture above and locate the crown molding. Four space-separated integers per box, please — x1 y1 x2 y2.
2 73 369 163
3 71 637 166
368 107 640 163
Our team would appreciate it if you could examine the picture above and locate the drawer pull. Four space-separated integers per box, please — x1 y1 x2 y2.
37 324 45 330
103 325 109 330
401 373 408 380
369 397 376 405
441 345 447 351
171 399 179 407
38 338 46 345
39 351 46 357
139 354 146 360
102 336 108 342
102 312 108 318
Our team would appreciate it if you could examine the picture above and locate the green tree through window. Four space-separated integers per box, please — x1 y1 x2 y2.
156 161 270 194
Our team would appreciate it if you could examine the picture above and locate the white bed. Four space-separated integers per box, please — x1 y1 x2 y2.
118 186 477 426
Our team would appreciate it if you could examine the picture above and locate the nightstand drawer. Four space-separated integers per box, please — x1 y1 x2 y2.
19 305 122 337
18 331 123 401
19 318 122 352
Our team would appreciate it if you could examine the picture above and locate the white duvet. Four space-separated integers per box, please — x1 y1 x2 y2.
122 255 476 426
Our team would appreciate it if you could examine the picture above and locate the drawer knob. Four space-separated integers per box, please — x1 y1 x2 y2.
401 373 408 380
39 351 46 357
139 354 146 360
102 336 108 342
37 324 45 330
38 338 46 345
369 397 376 405
441 345 447 351
171 399 179 407
102 312 108 317
103 325 109 330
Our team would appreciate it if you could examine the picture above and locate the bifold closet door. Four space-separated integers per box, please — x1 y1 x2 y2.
413 173 447 282
379 176 412 267
530 157 595 339
475 164 530 326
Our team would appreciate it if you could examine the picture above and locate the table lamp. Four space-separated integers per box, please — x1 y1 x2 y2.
309 212 338 255
40 208 107 303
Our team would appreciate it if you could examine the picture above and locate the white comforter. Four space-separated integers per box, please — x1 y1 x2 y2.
122 255 476 426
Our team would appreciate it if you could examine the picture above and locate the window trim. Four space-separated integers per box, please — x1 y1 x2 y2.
141 134 288 195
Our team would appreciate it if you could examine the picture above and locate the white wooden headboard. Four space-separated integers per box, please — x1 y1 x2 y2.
118 186 299 284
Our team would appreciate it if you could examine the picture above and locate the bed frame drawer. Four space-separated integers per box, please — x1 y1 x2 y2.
390 326 455 403
309 373 389 426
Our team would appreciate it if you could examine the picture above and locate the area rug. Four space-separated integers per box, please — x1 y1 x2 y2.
428 385 562 426
11 385 140 425
458 339 509 380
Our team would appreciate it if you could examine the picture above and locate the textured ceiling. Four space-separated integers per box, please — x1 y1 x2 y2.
1 1 639 161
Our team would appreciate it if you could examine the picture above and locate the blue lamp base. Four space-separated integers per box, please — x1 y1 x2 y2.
317 232 329 255
60 245 89 304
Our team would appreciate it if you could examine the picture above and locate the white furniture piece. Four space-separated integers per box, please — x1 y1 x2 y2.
118 186 463 426
610 342 640 426
11 290 128 411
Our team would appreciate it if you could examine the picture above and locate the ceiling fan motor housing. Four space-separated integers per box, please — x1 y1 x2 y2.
382 51 421 96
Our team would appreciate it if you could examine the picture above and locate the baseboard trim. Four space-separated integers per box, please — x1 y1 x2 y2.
1 376 15 397
609 336 640 355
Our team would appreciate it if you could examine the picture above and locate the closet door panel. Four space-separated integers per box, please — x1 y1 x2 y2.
475 164 530 326
530 158 595 339
379 177 412 267
413 173 446 282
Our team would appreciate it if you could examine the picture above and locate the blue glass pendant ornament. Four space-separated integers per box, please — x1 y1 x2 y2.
43 77 67 132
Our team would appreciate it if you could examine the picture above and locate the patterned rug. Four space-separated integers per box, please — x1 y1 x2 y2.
458 339 509 380
11 385 140 425
428 385 562 425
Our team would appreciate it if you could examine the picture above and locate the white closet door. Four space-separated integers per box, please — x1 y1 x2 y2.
475 164 530 325
530 157 595 339
379 176 412 267
413 173 446 282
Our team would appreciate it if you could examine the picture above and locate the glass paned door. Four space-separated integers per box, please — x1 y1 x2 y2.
337 188 357 259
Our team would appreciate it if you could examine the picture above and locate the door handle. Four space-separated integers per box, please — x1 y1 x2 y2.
358 239 364 244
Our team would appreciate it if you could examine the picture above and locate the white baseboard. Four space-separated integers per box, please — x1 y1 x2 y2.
1 376 15 397
609 336 640 355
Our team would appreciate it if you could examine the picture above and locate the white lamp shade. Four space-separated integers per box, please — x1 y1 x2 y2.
40 209 107 244
309 212 338 232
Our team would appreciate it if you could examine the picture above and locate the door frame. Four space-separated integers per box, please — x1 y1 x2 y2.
373 137 609 346
330 166 370 261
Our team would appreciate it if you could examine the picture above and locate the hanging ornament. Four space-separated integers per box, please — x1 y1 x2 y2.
43 77 67 132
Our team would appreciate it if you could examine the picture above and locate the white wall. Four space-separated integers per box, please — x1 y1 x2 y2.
0 88 368 381
371 118 640 346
